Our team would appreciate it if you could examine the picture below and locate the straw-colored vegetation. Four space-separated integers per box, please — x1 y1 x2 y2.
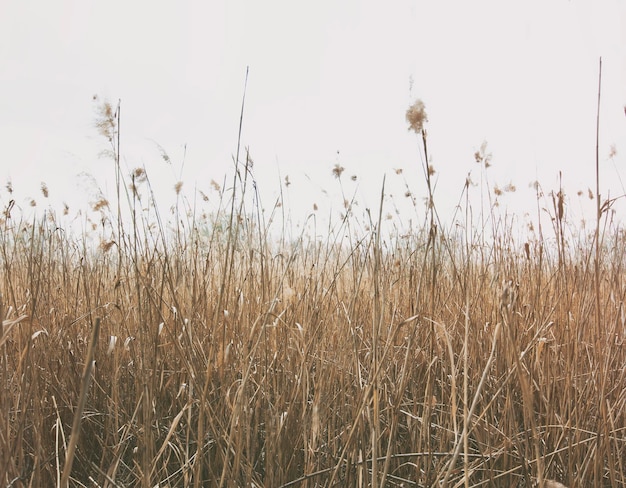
1 97 624 487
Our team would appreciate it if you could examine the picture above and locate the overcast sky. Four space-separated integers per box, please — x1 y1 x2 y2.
1 1 625 236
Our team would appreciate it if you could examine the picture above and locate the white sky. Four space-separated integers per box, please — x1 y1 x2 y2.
1 1 625 237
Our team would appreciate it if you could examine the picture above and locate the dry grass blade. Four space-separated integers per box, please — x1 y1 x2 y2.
60 317 100 488
0 314 28 348
440 323 501 487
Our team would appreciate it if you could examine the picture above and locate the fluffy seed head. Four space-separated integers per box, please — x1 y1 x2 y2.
406 99 428 134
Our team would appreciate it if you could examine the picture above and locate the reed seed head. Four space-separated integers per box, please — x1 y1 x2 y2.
406 99 428 134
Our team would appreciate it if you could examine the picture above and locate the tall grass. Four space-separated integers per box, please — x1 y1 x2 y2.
1 98 624 487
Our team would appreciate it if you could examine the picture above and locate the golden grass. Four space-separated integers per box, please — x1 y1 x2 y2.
1 171 624 487
1 95 624 486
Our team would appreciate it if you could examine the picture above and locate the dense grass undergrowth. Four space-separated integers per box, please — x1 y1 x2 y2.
1 98 625 487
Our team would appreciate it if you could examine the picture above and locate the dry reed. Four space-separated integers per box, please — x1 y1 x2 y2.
0 95 624 487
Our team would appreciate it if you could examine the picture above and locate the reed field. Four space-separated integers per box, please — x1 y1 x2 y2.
1 99 625 487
